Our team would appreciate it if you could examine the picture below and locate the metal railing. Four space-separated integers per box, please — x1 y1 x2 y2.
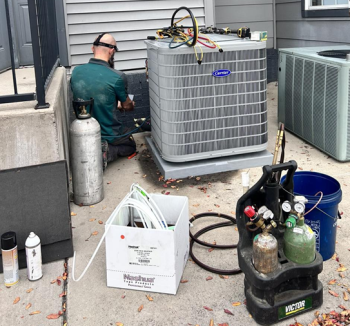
0 0 60 109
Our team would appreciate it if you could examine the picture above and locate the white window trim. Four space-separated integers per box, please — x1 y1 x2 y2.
305 1 350 10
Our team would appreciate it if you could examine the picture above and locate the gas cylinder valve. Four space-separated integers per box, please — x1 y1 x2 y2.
244 206 277 232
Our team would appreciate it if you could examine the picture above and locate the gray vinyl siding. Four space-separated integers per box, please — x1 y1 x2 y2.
66 0 209 70
215 0 274 49
276 0 350 48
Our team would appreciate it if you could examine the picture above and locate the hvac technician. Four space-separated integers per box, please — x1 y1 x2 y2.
71 33 136 170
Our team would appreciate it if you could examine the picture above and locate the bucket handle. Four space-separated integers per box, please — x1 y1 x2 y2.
338 211 342 220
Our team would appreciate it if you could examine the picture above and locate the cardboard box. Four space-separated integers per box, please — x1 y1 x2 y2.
105 194 189 294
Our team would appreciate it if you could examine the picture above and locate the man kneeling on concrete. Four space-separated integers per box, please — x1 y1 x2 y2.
71 33 135 170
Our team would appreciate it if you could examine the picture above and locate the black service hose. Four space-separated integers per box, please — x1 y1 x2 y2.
189 212 242 275
170 6 197 47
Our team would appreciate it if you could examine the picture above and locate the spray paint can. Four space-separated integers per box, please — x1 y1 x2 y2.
25 232 43 281
1 231 19 287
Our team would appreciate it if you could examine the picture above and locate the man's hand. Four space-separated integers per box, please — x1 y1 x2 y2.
120 96 135 111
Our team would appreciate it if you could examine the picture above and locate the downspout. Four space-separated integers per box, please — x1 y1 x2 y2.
273 0 277 49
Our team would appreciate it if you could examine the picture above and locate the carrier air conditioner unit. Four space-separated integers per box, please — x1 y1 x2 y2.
145 36 268 162
278 46 350 161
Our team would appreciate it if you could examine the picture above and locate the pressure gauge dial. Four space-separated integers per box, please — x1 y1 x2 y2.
282 201 292 213
263 210 274 220
294 202 305 214
258 206 268 215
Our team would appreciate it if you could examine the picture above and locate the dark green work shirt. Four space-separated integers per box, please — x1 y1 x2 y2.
71 58 128 143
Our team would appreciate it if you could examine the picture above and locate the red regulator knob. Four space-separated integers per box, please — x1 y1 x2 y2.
244 206 256 218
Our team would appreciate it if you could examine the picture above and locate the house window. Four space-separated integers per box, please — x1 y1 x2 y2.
302 0 350 17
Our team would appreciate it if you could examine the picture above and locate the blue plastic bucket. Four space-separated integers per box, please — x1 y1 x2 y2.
281 171 342 261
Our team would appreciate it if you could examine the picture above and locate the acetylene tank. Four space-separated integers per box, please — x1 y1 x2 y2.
70 99 104 205
252 231 278 274
244 206 279 274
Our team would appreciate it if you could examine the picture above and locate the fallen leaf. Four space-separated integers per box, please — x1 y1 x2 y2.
146 295 153 301
328 279 337 285
218 324 229 326
107 181 111 184
171 186 176 189
57 279 62 286
232 302 241 306
332 253 338 260
13 297 20 304
46 314 60 319
203 306 213 311
339 305 347 310
348 288 350 293
92 231 98 236
29 311 41 315
26 288 33 293
138 305 143 312
142 175 147 178
180 279 188 283
71 212 77 216
219 275 229 279
121 294 126 299
340 273 345 278
116 323 124 326
234 227 238 231
59 292 66 298
98 220 103 224
196 177 201 181
230 211 236 215
89 205 94 208
50 280 57 284
192 204 200 207
176 180 183 183
165 192 170 195
224 309 234 316
344 292 349 301
298 167 303 170
314 311 319 317
25 303 32 310
338 267 347 272
208 248 214 253
206 276 213 281
209 319 214 326
329 290 339 297
162 184 168 188
89 218 96 222
214 204 220 208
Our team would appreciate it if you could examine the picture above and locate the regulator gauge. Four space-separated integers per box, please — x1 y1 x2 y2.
294 202 305 214
282 201 292 213
258 206 268 215
263 210 274 220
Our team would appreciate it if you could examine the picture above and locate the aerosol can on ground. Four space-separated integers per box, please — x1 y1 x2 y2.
25 232 43 281
1 231 19 287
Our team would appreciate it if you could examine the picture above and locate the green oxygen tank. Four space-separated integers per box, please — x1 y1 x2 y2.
283 214 316 264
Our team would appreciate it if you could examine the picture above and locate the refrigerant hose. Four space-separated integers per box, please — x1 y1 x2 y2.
189 212 242 275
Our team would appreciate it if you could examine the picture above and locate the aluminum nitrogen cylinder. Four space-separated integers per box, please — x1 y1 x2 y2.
252 232 278 274
70 115 104 205
1 231 19 287
25 232 43 281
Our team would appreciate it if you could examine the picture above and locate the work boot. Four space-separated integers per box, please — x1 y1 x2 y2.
101 140 108 171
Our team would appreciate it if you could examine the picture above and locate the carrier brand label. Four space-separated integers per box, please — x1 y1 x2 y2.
278 297 312 320
212 69 231 77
